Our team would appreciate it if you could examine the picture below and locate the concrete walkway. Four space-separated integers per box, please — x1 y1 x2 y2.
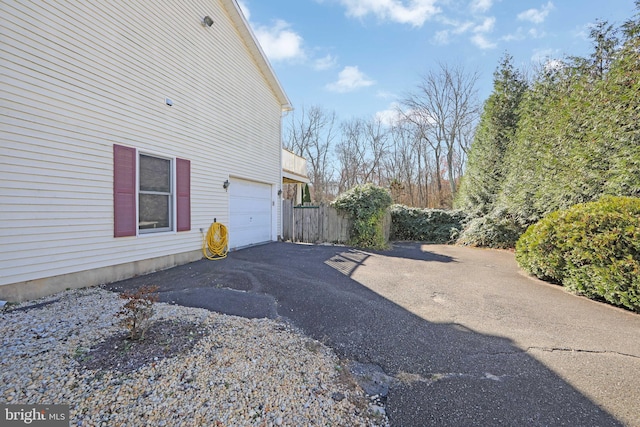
107 242 640 426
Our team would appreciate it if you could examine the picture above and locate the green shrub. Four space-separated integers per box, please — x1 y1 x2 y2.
516 196 640 312
390 205 468 243
515 211 566 283
332 184 392 249
457 214 524 249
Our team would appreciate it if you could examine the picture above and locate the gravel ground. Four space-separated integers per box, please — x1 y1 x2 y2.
1 287 388 426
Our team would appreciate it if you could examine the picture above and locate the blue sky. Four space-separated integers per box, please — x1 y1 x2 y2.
238 0 637 121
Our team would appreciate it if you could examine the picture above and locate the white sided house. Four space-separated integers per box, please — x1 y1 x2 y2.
0 0 292 301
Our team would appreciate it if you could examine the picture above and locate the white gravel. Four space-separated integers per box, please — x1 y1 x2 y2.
0 287 388 426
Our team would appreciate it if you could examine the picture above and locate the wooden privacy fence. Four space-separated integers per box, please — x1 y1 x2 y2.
282 201 350 243
281 200 391 244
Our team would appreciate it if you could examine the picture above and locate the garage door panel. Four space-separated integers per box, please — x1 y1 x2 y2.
229 179 272 249
231 197 268 212
229 213 270 234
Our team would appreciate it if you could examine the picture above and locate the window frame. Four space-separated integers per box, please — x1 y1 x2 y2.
137 151 175 235
113 144 190 238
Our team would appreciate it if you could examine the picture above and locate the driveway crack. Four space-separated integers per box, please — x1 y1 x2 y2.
526 346 640 360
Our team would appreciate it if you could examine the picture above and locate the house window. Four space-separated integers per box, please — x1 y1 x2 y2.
113 144 190 237
139 154 172 232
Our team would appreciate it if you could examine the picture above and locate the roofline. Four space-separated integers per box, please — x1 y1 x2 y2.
282 172 310 184
220 0 293 112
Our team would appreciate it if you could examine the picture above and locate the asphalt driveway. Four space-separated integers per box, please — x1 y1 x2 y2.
106 242 640 426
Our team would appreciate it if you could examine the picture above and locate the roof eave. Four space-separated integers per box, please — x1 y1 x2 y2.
221 0 293 112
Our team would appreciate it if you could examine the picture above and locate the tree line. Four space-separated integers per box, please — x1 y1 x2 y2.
284 1 639 225
283 63 479 208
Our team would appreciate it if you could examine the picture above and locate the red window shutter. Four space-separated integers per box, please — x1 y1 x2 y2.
176 158 191 232
113 144 137 237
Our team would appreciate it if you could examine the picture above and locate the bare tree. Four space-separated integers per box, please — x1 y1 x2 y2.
395 109 437 206
446 66 480 196
362 116 390 185
335 118 364 192
336 116 389 192
284 63 478 208
284 105 337 202
383 122 412 204
400 63 480 206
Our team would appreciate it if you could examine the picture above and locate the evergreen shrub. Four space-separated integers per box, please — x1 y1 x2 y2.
302 183 312 204
516 196 640 312
332 184 392 249
457 214 523 249
390 205 467 243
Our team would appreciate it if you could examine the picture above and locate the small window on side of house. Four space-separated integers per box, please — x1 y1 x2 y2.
114 144 190 237
138 154 172 233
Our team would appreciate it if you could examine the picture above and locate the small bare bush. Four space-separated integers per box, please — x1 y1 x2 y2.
117 285 159 340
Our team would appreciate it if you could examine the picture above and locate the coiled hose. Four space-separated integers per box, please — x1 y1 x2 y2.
202 221 228 260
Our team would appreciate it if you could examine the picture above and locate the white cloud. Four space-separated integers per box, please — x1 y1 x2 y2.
238 2 304 62
531 47 559 63
440 18 475 35
338 0 441 27
573 24 590 41
314 54 338 70
502 26 545 42
517 1 554 24
376 90 397 99
470 16 496 49
326 66 375 93
253 20 305 62
433 29 450 45
375 102 402 126
470 0 493 13
432 18 474 45
528 28 546 39
501 29 524 42
471 33 496 49
433 15 493 48
474 16 495 33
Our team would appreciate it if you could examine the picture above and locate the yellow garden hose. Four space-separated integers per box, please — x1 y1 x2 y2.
202 221 229 260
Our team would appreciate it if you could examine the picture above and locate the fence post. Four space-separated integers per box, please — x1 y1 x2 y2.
282 199 293 241
294 206 304 242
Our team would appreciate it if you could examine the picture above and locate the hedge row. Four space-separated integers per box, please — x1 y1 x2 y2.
516 196 640 312
456 214 523 249
390 205 467 243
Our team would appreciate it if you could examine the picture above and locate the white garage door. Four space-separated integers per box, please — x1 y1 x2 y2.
229 179 273 249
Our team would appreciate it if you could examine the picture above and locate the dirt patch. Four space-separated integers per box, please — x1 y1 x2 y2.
76 319 207 373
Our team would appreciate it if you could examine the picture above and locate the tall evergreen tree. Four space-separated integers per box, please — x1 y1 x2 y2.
458 2 640 247
499 7 640 226
455 53 527 216
603 1 640 197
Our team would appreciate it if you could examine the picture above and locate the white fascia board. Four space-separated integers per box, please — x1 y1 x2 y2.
220 0 293 112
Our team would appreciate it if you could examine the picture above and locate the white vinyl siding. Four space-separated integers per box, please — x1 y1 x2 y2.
0 0 285 288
